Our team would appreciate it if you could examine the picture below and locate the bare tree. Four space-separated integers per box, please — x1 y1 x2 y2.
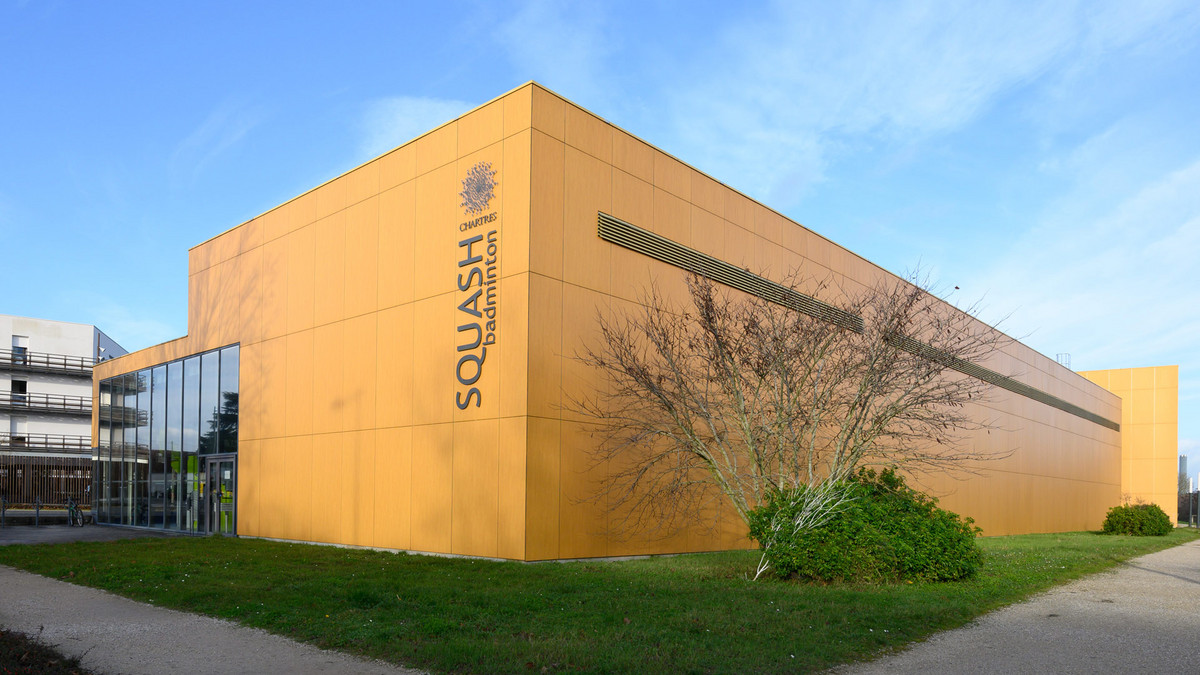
575 270 1010 570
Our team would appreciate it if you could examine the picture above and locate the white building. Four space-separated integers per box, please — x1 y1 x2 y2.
1 314 126 506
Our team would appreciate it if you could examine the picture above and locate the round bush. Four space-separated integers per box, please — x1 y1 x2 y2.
747 468 982 583
1101 502 1173 536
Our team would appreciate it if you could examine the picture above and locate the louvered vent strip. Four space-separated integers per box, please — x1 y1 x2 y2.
884 334 1120 431
596 212 1119 432
598 213 863 332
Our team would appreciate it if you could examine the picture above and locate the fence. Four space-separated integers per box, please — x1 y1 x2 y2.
0 455 92 509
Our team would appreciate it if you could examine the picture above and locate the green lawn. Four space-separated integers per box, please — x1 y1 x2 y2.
0 529 1196 674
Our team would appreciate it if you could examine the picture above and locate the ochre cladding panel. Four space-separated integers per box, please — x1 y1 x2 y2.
95 83 537 558
520 85 1122 555
1079 366 1179 516
94 83 1127 560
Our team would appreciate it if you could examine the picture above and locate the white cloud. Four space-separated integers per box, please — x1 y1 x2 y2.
359 96 472 160
660 3 1067 202
361 3 614 163
959 124 1200 464
1080 0 1200 59
658 0 1199 207
969 154 1200 359
495 0 612 105
169 101 265 186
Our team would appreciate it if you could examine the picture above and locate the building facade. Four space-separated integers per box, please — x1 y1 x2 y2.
92 83 1132 557
1079 366 1179 513
2 314 125 506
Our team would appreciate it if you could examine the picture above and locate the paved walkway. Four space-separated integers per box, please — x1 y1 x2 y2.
0 522 178 546
0 527 424 675
836 537 1200 674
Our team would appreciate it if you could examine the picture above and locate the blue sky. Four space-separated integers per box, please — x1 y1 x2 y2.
2 1 1197 473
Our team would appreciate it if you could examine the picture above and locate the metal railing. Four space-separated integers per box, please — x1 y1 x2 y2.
0 391 91 415
97 441 149 454
0 432 92 454
0 348 94 376
98 404 146 426
0 455 92 511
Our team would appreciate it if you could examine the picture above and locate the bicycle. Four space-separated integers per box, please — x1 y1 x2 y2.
66 497 84 527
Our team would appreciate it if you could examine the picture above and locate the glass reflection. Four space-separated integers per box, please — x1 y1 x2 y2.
219 346 239 455
150 365 166 527
122 373 136 525
136 370 150 527
97 380 111 523
183 356 200 454
97 345 239 533
184 452 202 533
107 375 122 526
199 351 220 454
166 361 183 529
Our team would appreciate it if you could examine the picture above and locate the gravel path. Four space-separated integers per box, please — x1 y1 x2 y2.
0 565 424 675
834 537 1200 674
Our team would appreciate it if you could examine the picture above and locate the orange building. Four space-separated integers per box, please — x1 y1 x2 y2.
91 83 1148 558
1079 366 1179 514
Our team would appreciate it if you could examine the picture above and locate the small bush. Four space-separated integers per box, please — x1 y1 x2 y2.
748 468 982 583
1102 502 1173 536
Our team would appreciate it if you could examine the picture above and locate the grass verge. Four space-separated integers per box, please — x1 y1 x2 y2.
0 529 1196 674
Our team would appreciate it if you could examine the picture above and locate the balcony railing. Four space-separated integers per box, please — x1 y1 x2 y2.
0 391 91 416
0 432 92 455
98 404 147 426
0 348 94 376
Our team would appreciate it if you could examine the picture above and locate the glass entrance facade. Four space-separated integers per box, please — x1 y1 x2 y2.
95 344 239 533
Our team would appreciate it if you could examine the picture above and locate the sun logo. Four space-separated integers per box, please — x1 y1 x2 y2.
459 162 497 216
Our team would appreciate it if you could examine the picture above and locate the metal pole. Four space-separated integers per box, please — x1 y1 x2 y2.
34 496 41 527
1 495 6 528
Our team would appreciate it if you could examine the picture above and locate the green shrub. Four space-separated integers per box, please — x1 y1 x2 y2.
1101 502 1173 536
747 468 982 583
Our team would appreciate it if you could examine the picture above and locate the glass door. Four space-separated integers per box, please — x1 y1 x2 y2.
204 456 236 535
